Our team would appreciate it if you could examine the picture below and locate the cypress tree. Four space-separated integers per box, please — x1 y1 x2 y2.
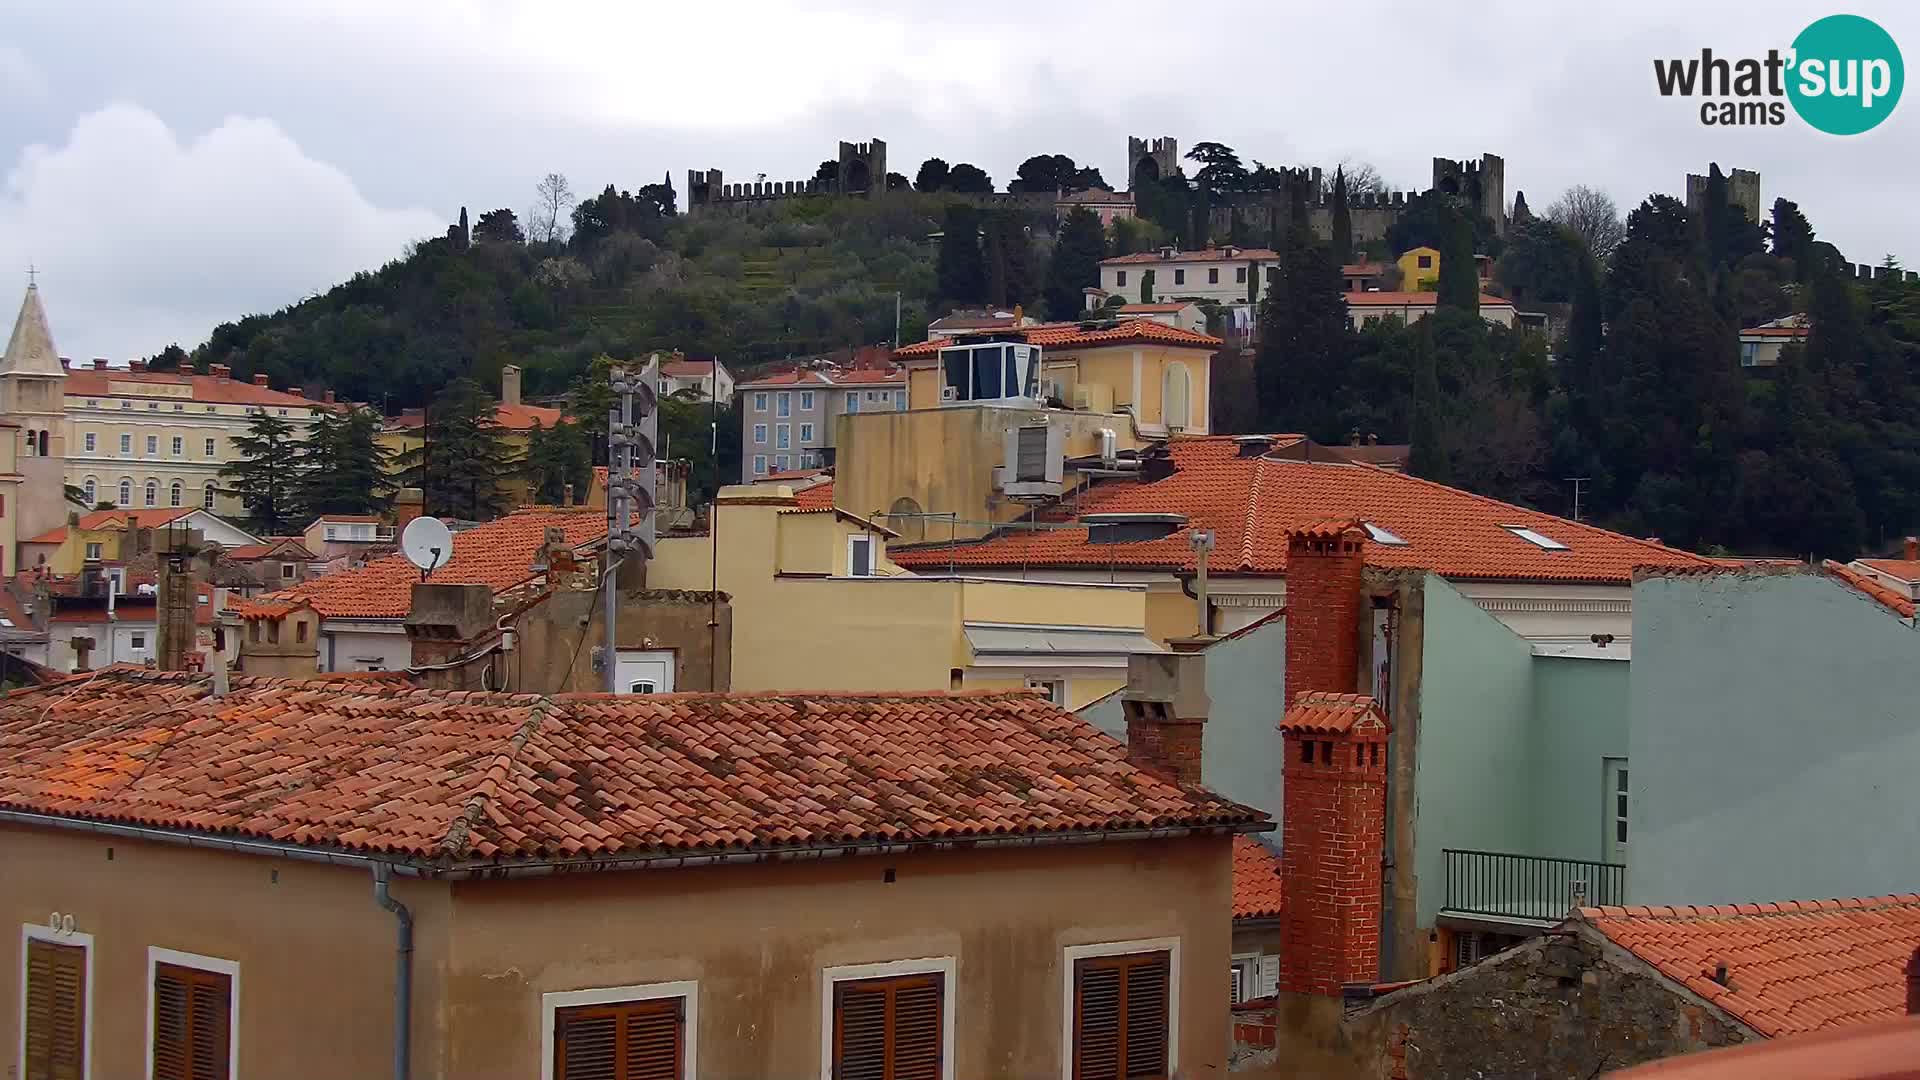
1436 200 1480 315
1044 207 1106 319
935 205 987 306
1330 167 1353 265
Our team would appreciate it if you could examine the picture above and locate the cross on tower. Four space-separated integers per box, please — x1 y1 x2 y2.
25 263 35 287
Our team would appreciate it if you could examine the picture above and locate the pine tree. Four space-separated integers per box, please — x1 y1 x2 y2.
1044 207 1106 319
522 419 593 505
297 406 398 517
220 411 305 534
1330 168 1353 265
414 378 518 521
936 205 987 307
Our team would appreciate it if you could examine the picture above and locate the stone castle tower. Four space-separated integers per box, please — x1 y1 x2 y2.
1431 153 1507 235
1 281 72 546
1685 167 1762 223
1127 136 1179 189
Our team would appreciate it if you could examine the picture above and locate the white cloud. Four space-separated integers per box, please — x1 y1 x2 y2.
0 104 442 360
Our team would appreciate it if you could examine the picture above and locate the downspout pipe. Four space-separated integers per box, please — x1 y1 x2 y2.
372 862 413 1080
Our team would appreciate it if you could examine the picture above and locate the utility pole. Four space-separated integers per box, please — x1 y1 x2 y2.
1566 476 1590 522
600 357 660 693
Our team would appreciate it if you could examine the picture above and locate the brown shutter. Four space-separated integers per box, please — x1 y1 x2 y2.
833 974 944 1080
1072 952 1170 1080
555 999 684 1080
152 963 231 1080
23 939 86 1080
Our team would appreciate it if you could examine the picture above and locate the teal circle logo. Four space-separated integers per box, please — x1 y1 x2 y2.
1788 14 1903 135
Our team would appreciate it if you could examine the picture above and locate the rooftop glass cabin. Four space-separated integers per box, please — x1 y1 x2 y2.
939 341 1044 405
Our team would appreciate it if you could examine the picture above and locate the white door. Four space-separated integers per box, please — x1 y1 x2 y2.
615 649 675 694
1603 758 1629 865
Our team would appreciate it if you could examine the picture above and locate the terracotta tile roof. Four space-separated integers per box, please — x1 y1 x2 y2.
1100 248 1279 265
660 358 718 378
895 318 1220 359
1345 291 1515 308
831 367 907 385
1233 836 1284 918
1606 1016 1920 1079
224 539 314 561
1278 692 1385 735
1740 326 1811 339
1823 561 1917 619
791 479 835 510
21 527 64 545
887 436 1716 583
63 369 321 408
1577 895 1920 1038
1855 559 1920 583
1341 263 1388 276
51 508 198 534
0 673 1266 868
243 508 608 620
739 366 904 388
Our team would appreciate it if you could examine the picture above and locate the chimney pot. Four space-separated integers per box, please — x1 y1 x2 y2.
252 374 270 387
1905 537 1918 562
501 364 523 408
1120 652 1208 787
324 390 336 404
92 358 108 370
129 360 145 373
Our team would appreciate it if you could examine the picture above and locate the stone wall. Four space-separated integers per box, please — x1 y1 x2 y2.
1348 929 1752 1078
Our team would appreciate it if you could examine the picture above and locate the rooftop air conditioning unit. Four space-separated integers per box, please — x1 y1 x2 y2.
1001 422 1064 498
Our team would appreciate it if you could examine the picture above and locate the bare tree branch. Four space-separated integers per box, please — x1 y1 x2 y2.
1547 185 1625 262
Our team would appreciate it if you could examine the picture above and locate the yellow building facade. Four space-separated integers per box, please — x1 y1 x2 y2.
1397 246 1441 291
648 485 1159 707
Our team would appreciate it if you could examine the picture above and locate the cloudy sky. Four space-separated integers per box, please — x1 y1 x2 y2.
4 1 1916 361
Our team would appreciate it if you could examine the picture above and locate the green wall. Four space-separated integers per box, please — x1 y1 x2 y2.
1530 656 1628 864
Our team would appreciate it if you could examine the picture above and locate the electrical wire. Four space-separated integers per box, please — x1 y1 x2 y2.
561 557 619 689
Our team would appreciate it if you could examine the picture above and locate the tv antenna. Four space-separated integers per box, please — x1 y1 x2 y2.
401 517 453 580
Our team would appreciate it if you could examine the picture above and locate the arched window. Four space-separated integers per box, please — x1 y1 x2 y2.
203 482 217 510
118 479 131 506
37 430 48 456
144 480 158 507
83 478 96 505
1163 362 1192 432
169 481 183 507
23 429 34 457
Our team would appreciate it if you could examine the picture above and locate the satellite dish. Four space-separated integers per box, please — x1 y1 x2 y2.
401 517 453 578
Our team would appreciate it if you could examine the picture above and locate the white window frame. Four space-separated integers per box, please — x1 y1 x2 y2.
777 391 791 418
799 390 814 411
84 432 96 453
119 434 131 455
20 921 95 1080
1503 525 1569 551
85 542 102 561
753 423 767 445
753 391 769 412
798 422 814 444
894 390 906 409
171 436 183 457
776 424 790 450
1059 937 1181 1080
203 484 217 510
847 534 873 577
539 979 698 1080
82 480 97 505
118 480 131 505
145 436 157 456
752 454 767 476
204 438 216 457
773 454 789 472
1026 677 1067 706
845 391 859 413
818 956 956 1080
144 946 239 1080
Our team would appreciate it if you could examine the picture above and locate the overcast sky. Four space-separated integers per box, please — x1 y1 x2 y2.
4 1 1916 361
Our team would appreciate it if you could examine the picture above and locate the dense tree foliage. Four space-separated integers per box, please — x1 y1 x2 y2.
1008 155 1105 193
298 407 397 517
219 412 304 534
936 205 987 306
1046 207 1106 318
410 378 519 521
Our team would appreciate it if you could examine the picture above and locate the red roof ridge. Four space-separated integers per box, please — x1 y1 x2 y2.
1581 893 1920 921
1279 693 1386 734
1822 560 1918 619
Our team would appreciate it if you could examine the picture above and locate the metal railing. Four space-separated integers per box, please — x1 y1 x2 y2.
1442 849 1625 921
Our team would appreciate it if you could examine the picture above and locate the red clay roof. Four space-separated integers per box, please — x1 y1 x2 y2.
1610 1016 1920 1079
784 480 835 511
1345 291 1515 308
1278 692 1386 735
1233 836 1284 919
240 508 608 619
887 436 1716 583
63 369 321 408
1100 248 1279 265
21 527 64 545
26 507 204 544
895 318 1220 359
660 358 718 378
1855 559 1920 583
0 672 1265 868
739 367 904 389
1823 561 1917 619
1578 895 1920 1038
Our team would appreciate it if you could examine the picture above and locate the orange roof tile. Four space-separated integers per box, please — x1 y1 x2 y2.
1856 559 1920 583
895 318 1220 359
249 508 608 619
887 436 1716 584
1577 895 1920 1038
1609 1016 1920 1079
1278 692 1386 735
1823 561 1917 619
22 527 65 545
660 358 718 378
739 367 905 389
1345 291 1515 308
0 672 1266 868
1233 836 1284 919
791 479 835 510
63 368 323 408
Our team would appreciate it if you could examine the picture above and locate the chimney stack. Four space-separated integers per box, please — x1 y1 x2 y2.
1120 651 1209 786
252 374 270 387
324 390 336 404
501 364 522 407
129 360 145 373
92 358 107 370
1905 536 1918 562
1277 521 1385 997
211 363 230 381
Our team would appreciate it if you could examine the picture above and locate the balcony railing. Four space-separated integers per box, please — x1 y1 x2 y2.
1442 849 1625 922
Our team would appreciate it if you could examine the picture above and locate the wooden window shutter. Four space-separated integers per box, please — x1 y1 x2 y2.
832 973 944 1080
23 939 86 1080
1072 952 1170 1080
555 998 685 1080
151 962 231 1080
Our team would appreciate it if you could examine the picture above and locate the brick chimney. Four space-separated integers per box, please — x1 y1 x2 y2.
323 389 336 404
129 359 145 373
1120 651 1208 786
1283 522 1367 707
252 373 270 387
92 359 107 370
1277 520 1384 997
1278 693 1388 995
211 363 230 381
501 364 522 407
1905 536 1918 562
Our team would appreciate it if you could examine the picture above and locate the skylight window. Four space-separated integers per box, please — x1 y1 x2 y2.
1363 523 1409 546
1504 525 1570 551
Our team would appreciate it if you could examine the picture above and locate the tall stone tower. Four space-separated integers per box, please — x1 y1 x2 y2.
1 282 72 544
836 139 887 197
1127 136 1179 190
1431 153 1508 236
